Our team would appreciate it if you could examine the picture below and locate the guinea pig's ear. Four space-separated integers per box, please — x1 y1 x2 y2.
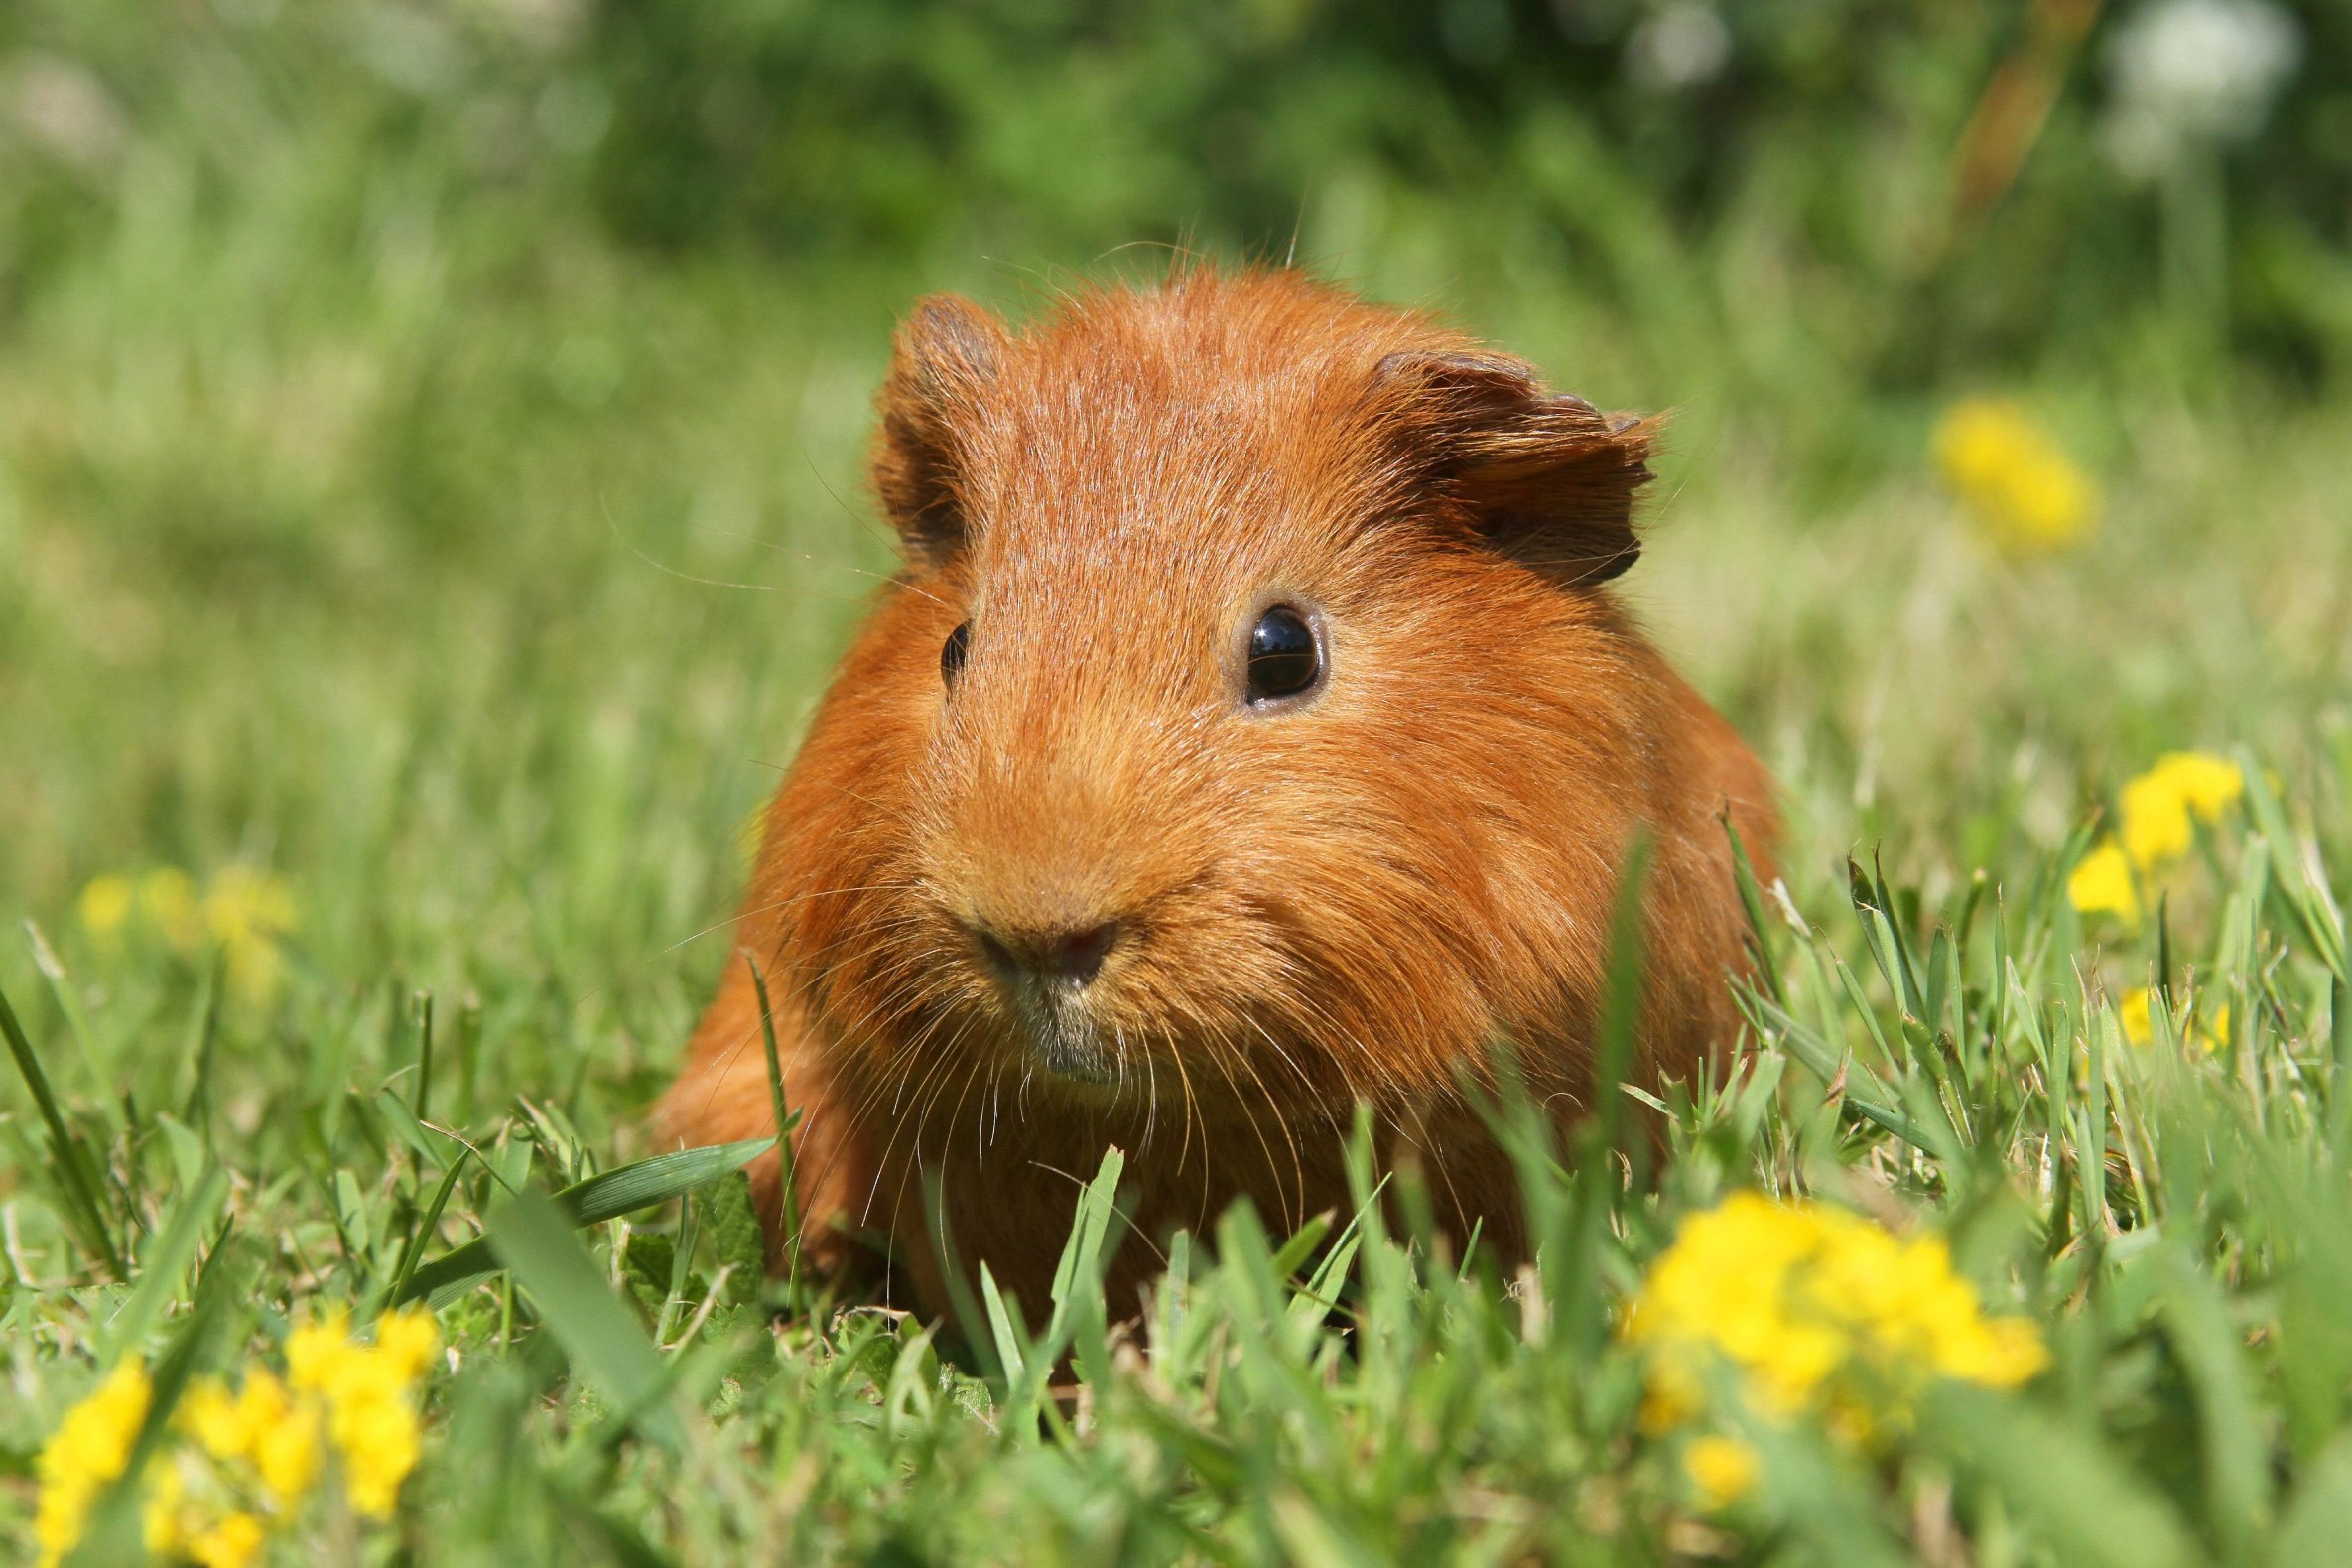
1375 350 1655 586
873 295 1005 569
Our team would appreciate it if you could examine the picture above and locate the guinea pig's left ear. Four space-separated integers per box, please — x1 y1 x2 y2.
1374 351 1656 585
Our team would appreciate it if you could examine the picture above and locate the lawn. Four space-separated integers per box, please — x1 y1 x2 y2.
7 5 2352 1565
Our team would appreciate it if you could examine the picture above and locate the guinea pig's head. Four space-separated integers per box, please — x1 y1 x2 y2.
782 270 1661 1116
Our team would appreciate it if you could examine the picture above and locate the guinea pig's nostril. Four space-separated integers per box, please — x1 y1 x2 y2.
970 919 1120 990
974 927 1021 980
1045 922 1119 987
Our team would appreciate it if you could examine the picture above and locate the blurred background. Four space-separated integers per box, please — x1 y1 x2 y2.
2 0 2347 1108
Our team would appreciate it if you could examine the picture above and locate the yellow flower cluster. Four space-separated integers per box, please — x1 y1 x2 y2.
2067 752 2244 929
1932 398 2101 555
1681 1433 1761 1512
33 1362 159 1568
75 865 297 1001
1625 1194 2045 1503
285 1307 439 1518
34 1310 437 1568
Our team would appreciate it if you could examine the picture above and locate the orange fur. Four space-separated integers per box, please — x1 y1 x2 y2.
657 269 1778 1318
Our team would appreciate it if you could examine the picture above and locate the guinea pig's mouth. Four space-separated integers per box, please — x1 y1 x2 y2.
1001 986 1122 1088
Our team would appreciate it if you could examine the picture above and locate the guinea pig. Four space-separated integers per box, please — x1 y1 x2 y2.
657 267 1777 1319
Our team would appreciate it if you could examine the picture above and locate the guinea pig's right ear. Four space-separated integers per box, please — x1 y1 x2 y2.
872 295 1005 570
1374 350 1656 587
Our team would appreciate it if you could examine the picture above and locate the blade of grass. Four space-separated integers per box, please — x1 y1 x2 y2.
2242 749 2346 981
381 1143 476 1313
1724 811 1785 1002
2157 1240 2272 1557
99 1166 228 1368
396 1136 772 1306
486 1184 684 1451
0 972 126 1278
24 921 114 1124
457 989 483 1124
183 949 224 1153
413 988 435 1123
744 952 805 1313
924 1164 1004 1389
1554 833 1649 1359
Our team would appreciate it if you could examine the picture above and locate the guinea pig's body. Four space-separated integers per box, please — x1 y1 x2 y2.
659 270 1776 1316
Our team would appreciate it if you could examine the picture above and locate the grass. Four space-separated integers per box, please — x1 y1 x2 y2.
8 49 2352 1563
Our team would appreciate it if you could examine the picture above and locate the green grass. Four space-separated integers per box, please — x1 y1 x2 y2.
9 20 2352 1562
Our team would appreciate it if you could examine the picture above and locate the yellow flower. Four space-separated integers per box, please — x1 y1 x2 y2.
1625 1195 2044 1444
202 867 298 1003
76 875 135 941
288 1307 438 1518
2119 987 2153 1044
186 1508 267 1568
139 867 205 949
2067 842 2140 927
1683 1435 1760 1510
203 866 296 947
372 1305 441 1382
182 1368 323 1507
34 1362 152 1568
2119 752 2243 870
1933 399 2101 555
142 1457 192 1558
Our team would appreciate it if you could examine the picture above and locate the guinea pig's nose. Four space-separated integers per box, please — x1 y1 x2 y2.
973 919 1121 990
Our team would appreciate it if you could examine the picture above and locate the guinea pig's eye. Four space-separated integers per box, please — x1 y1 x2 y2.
1246 605 1322 705
941 621 972 686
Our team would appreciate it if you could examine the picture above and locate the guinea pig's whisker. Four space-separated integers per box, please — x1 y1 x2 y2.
812 928 950 1016
1240 1013 1316 1097
886 1006 982 1138
1287 987 1411 1106
1136 1033 1156 1152
1240 1013 1327 1198
875 1028 990 1231
938 1053 993 1169
653 881 925 965
720 879 925 927
985 1062 1006 1153
1163 1039 1203 1191
1194 1029 1286 1231
884 1027 958 1121
857 1026 961 1225
691 524 940 610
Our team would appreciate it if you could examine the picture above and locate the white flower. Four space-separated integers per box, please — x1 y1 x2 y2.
3 55 127 173
2103 0 2300 177
1628 3 1732 92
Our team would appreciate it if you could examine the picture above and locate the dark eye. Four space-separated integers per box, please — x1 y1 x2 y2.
1246 605 1322 704
941 621 971 685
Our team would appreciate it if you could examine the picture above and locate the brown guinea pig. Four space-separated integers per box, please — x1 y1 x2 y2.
657 267 1777 1318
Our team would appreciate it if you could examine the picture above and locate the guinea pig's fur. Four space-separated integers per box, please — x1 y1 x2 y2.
658 268 1777 1318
